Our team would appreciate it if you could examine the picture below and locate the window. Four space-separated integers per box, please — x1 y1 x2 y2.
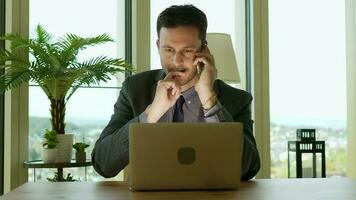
29 0 125 181
269 0 346 178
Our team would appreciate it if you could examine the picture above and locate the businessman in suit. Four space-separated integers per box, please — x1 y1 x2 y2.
92 4 260 180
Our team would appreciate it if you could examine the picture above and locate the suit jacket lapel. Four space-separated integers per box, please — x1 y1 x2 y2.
213 79 224 105
150 69 166 104
149 70 169 122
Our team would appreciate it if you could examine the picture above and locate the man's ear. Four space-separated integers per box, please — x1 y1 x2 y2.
156 39 160 50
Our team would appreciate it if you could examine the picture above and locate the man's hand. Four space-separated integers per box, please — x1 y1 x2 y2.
193 45 218 109
145 72 181 123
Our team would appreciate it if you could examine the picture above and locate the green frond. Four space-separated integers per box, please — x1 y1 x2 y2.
65 56 128 101
34 24 53 44
29 25 61 70
0 48 12 62
0 44 57 81
0 65 31 93
0 24 133 102
65 81 84 101
28 61 54 97
74 56 126 83
42 75 77 100
45 44 61 70
57 33 114 65
85 33 114 45
0 48 31 66
116 60 135 73
56 34 82 66
28 40 56 70
0 34 31 50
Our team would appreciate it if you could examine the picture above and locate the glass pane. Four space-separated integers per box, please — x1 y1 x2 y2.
29 86 123 181
29 0 124 88
150 0 236 70
269 0 346 178
29 0 125 181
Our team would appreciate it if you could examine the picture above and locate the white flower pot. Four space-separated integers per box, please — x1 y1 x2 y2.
56 134 73 162
42 148 57 163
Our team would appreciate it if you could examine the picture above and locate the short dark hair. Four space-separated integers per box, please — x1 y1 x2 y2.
156 4 208 44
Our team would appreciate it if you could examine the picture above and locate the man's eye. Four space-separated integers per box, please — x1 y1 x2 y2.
164 48 174 52
183 49 195 53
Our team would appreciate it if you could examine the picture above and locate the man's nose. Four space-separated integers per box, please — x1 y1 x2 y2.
173 52 184 66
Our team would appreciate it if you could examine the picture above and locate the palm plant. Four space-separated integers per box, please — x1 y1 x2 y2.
0 25 132 135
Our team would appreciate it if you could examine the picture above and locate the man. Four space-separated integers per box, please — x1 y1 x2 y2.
92 4 260 180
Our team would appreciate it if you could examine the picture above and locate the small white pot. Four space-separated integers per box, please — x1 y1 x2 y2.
56 134 73 162
42 148 57 163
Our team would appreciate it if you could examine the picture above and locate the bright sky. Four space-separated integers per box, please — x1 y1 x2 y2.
29 0 346 125
29 0 121 122
269 0 346 122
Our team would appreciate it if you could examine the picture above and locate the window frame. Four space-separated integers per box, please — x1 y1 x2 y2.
6 0 275 187
1 0 152 189
0 0 5 194
248 0 271 178
4 0 29 193
245 0 252 93
125 0 132 77
346 0 356 178
27 0 129 182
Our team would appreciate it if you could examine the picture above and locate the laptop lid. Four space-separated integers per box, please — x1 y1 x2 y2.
129 123 244 190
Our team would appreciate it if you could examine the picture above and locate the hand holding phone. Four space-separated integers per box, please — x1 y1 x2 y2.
196 41 207 75
193 41 218 109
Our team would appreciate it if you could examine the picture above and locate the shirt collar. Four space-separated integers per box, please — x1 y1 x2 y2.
181 87 198 102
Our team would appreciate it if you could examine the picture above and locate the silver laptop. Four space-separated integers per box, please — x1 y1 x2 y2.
129 123 244 190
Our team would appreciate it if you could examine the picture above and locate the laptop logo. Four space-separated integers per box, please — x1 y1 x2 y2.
177 147 196 165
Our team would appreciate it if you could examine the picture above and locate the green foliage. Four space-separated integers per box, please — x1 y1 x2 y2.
73 142 90 152
42 129 58 149
0 24 133 135
326 148 347 175
0 24 133 101
47 172 76 182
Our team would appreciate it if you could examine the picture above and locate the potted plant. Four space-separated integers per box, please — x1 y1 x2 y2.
73 142 90 163
42 129 59 163
0 25 132 162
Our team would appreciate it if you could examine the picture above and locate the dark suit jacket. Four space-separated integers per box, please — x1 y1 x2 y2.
92 69 260 180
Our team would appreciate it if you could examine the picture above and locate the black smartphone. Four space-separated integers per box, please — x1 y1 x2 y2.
197 40 207 75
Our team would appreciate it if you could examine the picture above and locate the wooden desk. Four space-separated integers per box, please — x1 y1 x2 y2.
1 178 356 200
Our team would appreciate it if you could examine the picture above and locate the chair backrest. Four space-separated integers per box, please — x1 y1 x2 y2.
123 165 130 182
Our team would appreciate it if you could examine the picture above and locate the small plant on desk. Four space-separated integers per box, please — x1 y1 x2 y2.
42 129 59 163
73 142 90 163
